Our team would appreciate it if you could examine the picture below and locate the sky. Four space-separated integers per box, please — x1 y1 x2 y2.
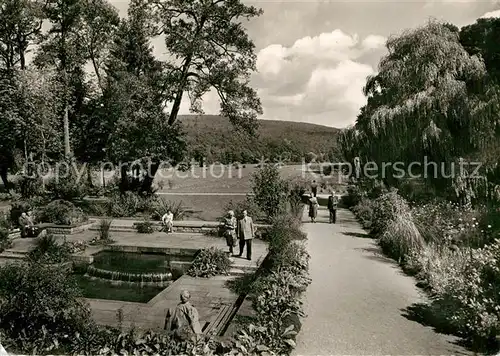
109 0 500 128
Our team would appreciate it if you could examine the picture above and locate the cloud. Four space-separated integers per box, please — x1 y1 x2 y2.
253 30 386 128
480 9 500 18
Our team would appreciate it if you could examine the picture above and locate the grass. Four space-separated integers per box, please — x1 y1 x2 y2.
74 275 164 303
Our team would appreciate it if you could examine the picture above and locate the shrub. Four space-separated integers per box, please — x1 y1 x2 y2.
108 191 141 217
287 177 308 218
344 184 364 208
17 175 45 199
263 214 306 260
370 190 410 235
429 240 500 347
251 165 289 222
28 234 71 264
98 219 113 240
135 219 155 234
224 197 263 222
45 168 88 202
150 199 186 221
37 199 88 225
379 213 425 263
0 262 93 354
351 198 374 229
187 247 232 278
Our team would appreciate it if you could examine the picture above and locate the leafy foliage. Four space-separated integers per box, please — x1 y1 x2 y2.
0 262 92 354
28 234 71 264
251 165 289 222
37 199 88 225
187 247 232 278
135 219 155 234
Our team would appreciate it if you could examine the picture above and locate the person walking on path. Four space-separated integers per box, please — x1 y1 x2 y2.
223 210 237 255
327 191 339 224
311 180 318 197
164 290 202 341
308 193 319 223
237 210 254 260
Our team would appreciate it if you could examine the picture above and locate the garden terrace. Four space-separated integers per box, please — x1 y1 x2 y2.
0 222 268 335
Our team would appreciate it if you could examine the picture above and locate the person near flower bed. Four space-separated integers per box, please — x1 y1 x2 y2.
327 191 339 224
237 210 254 260
308 193 319 223
162 210 174 233
224 210 237 255
164 290 202 340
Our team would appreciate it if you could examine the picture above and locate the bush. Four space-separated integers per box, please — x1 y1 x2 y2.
45 168 88 202
97 219 113 240
150 199 186 221
28 234 71 264
370 190 410 235
251 165 289 222
135 219 155 234
351 198 374 229
379 213 425 263
17 175 45 199
224 197 263 222
107 191 141 217
344 184 363 208
0 262 93 354
37 200 88 225
187 247 232 278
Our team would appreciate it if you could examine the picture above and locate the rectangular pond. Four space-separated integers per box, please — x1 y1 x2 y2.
74 250 196 303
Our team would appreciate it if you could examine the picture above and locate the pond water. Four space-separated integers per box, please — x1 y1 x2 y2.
74 250 196 303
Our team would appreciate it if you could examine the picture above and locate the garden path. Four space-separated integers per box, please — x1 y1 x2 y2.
293 204 474 355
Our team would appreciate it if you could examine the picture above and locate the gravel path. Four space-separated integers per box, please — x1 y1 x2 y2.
293 206 476 356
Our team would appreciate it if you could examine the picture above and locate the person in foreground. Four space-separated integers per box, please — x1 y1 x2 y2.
328 190 339 224
237 210 254 260
162 210 174 233
164 290 202 341
224 210 237 255
308 193 319 223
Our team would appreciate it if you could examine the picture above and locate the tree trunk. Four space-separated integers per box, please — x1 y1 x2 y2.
119 164 129 192
140 161 159 194
63 103 71 157
0 165 9 190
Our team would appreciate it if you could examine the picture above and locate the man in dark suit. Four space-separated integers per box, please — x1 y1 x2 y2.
237 210 254 260
327 191 339 224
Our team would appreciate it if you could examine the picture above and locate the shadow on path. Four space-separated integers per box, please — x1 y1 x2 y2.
402 302 499 355
342 231 373 239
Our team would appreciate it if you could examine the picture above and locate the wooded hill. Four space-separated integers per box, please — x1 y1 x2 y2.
179 115 340 164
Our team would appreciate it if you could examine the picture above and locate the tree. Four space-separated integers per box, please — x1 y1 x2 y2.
0 0 44 70
251 164 289 222
460 17 500 84
36 0 87 157
344 21 496 189
146 0 263 130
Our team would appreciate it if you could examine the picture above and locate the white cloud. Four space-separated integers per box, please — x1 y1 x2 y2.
480 9 500 18
253 30 385 128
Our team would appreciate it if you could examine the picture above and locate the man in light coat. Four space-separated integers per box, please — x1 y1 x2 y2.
237 210 254 260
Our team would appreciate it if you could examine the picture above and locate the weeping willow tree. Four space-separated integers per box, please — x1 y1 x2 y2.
340 20 500 201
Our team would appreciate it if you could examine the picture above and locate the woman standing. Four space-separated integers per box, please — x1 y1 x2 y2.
308 193 319 223
224 210 237 255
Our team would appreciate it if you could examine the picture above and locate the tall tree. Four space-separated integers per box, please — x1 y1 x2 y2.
35 0 86 157
341 20 499 194
146 0 263 132
0 0 44 70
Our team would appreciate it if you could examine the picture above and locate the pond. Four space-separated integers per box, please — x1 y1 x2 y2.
74 250 196 303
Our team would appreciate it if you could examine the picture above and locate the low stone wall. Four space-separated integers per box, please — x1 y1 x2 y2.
45 221 96 235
